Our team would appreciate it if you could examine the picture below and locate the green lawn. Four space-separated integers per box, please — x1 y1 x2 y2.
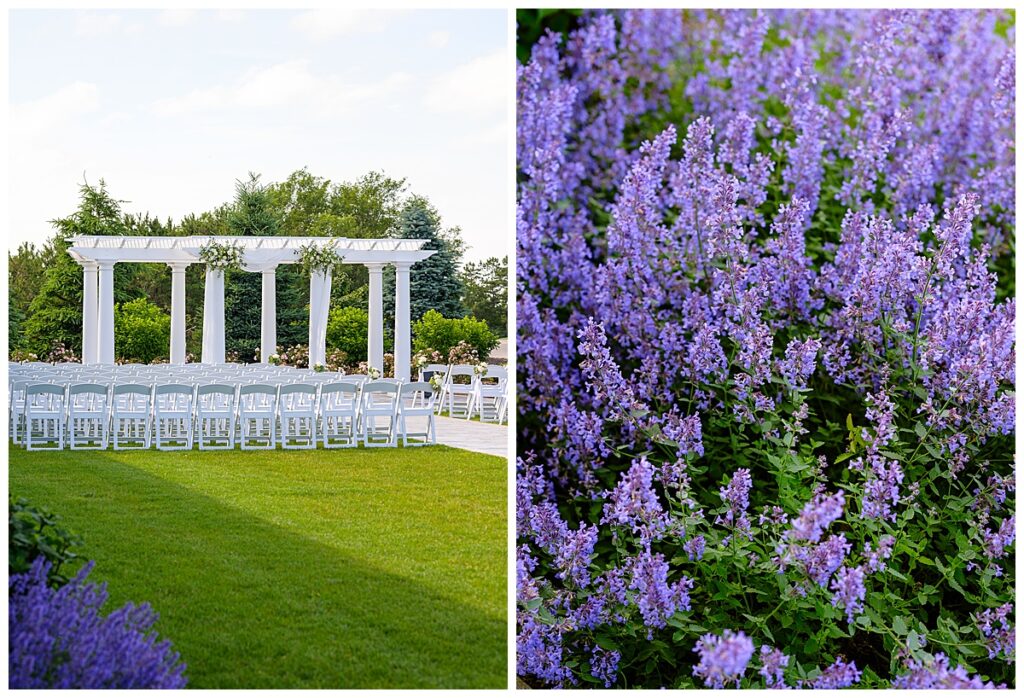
9 444 507 689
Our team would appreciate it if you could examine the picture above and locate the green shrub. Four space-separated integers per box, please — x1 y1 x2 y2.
326 306 369 363
9 495 81 588
114 298 170 364
412 309 498 360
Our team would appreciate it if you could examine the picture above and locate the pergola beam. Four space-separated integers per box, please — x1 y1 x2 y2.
69 236 433 373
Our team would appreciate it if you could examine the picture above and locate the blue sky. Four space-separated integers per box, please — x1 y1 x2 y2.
9 9 508 261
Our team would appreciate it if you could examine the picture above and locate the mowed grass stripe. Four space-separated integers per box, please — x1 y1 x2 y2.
9 445 507 688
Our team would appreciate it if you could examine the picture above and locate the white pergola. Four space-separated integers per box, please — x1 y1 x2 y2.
66 236 434 381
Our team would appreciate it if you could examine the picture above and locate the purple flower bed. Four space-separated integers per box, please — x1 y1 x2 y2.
516 9 1014 689
9 558 187 689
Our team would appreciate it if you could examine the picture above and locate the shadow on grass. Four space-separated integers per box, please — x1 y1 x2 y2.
9 448 505 689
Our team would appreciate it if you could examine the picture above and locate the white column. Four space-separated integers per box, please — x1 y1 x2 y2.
261 267 277 363
394 262 411 381
366 263 385 373
201 267 225 364
307 271 323 367
168 263 189 365
97 261 115 364
81 262 98 364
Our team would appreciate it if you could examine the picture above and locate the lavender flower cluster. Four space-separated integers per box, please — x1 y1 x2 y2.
9 558 188 689
516 9 1014 689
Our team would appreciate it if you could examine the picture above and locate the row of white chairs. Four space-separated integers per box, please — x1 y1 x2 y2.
418 364 508 423
11 380 439 451
11 361 510 424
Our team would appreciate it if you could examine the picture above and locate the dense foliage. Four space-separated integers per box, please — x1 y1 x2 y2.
9 496 81 588
114 298 170 365
326 306 370 363
9 558 188 689
516 9 1014 690
10 170 504 363
462 256 509 337
413 309 499 361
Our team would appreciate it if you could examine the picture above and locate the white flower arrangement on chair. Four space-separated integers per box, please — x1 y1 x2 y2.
268 354 281 366
198 240 244 272
368 366 382 380
429 373 445 391
473 361 489 377
312 362 326 373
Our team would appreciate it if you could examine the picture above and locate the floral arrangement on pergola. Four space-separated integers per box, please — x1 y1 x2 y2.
297 240 344 274
198 240 243 272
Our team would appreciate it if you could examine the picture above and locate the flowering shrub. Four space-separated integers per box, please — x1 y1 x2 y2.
10 558 188 689
198 239 243 271
324 348 348 373
275 344 309 369
414 349 445 369
516 9 1014 690
448 341 480 366
43 341 80 364
10 349 40 362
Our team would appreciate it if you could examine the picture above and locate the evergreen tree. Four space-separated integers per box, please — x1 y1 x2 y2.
22 180 130 356
460 256 508 336
224 174 282 360
383 197 465 328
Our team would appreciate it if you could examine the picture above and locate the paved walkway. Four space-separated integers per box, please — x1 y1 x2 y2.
433 415 508 458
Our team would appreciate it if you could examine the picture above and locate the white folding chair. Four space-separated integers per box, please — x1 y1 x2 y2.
237 384 278 450
445 365 476 418
153 384 195 451
318 382 360 448
278 384 317 449
473 365 508 423
417 364 449 412
110 384 153 450
10 380 29 445
67 383 110 450
360 381 399 447
195 384 236 450
397 382 437 447
24 383 67 451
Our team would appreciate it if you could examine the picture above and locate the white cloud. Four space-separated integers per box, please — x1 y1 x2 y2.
428 30 450 48
157 10 196 27
216 10 245 23
11 82 100 140
151 61 412 118
423 50 506 115
290 9 404 41
74 12 141 37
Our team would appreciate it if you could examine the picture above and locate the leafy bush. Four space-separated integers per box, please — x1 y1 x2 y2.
516 9 1013 690
9 557 188 689
326 306 369 363
114 298 170 364
9 496 81 588
413 310 498 361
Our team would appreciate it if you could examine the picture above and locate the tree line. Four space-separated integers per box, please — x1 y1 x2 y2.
9 169 508 363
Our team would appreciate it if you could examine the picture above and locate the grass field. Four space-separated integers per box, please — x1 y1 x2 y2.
9 445 507 689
